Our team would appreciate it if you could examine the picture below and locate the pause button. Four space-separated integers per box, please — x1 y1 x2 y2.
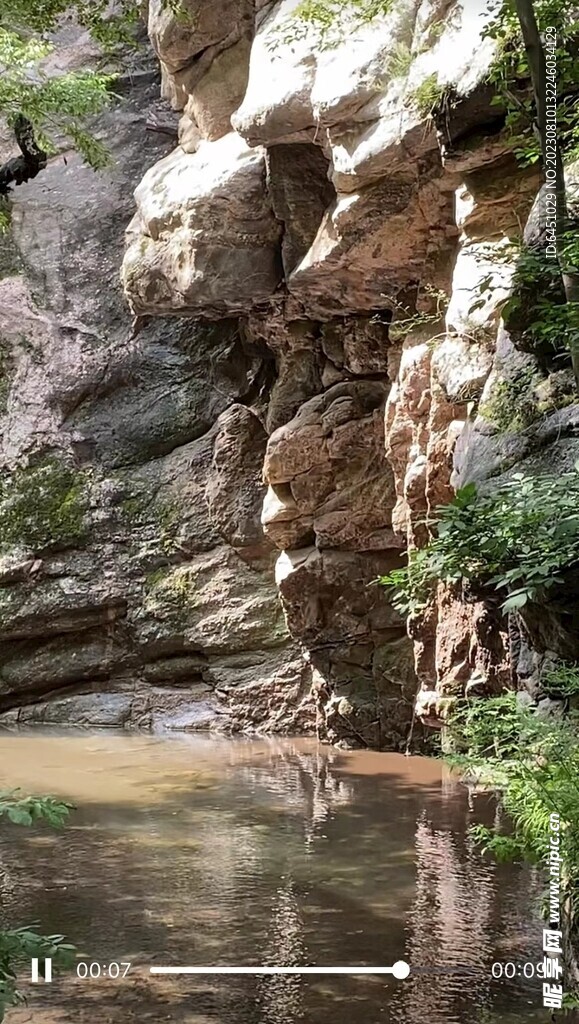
31 958 52 983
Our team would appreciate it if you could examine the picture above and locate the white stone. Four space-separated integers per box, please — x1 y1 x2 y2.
231 0 316 146
121 133 281 316
232 0 497 191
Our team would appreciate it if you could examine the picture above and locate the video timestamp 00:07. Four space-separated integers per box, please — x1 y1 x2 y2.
76 962 132 980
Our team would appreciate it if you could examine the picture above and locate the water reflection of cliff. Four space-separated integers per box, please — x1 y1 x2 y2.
0 734 544 1024
231 740 357 845
397 812 544 1024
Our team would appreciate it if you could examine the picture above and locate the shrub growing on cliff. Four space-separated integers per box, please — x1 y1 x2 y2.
0 791 75 1019
406 75 449 119
379 469 579 614
542 663 579 698
448 694 579 942
447 692 579 992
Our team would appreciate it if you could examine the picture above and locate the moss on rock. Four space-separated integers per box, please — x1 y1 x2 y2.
0 456 89 552
481 367 576 432
144 564 198 616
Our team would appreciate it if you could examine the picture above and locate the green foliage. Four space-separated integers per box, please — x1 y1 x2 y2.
380 285 448 341
406 73 448 119
469 823 527 862
472 233 579 371
0 791 74 1020
0 1 136 41
384 21 445 80
122 488 182 556
482 367 540 432
145 564 198 613
0 791 72 827
0 57 115 169
500 240 579 360
379 469 579 614
483 0 579 166
481 365 576 431
449 691 529 759
387 42 413 79
274 0 396 48
0 928 75 1019
0 457 88 553
0 343 11 416
0 3 130 173
0 0 180 220
543 663 579 699
447 693 579 934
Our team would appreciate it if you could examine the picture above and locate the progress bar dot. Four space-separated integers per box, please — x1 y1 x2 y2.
392 961 411 980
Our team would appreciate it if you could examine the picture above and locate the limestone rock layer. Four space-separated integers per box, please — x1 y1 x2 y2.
1 1 576 745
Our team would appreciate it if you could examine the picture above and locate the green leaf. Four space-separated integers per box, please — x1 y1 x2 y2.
501 591 529 611
6 806 33 825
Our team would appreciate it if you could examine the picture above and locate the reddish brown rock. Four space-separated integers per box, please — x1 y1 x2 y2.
263 380 397 553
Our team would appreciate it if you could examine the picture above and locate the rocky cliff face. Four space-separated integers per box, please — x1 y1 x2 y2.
0 30 312 734
0 1 576 745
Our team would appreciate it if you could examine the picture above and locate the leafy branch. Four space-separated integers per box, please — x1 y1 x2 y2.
379 469 579 615
0 0 145 218
0 791 75 1020
0 790 72 827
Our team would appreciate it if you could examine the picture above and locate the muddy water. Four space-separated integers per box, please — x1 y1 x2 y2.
0 732 547 1023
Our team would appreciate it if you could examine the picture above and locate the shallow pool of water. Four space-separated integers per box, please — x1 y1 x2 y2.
0 732 548 1022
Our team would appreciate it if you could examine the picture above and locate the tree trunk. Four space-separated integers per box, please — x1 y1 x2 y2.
513 0 579 387
514 0 547 152
0 115 47 196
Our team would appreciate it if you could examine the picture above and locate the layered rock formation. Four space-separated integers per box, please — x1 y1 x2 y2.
0 35 310 734
119 0 532 743
1 0 577 744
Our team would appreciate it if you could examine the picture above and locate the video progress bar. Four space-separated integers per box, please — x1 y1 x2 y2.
150 962 410 979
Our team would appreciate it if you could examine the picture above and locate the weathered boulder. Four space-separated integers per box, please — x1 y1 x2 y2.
205 404 271 561
232 0 496 183
148 0 254 112
122 132 282 317
182 35 252 139
257 369 416 750
275 547 416 749
263 380 399 551
148 0 247 74
287 173 454 317
266 143 335 277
